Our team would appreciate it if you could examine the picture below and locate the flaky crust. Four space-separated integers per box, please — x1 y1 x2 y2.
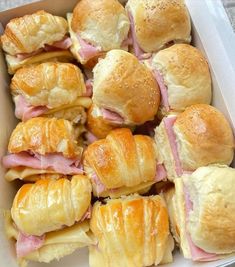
183 165 235 254
11 175 91 236
1 10 68 55
175 104 234 170
89 195 173 267
151 44 211 113
71 0 130 51
87 104 123 139
11 63 86 108
8 117 82 158
93 50 160 125
84 128 158 197
126 0 191 52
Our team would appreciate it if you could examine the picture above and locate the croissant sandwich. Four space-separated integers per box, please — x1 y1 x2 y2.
126 0 191 59
1 10 74 74
7 175 93 263
163 165 235 261
67 0 130 65
87 49 160 138
2 117 84 182
145 44 212 116
11 63 92 123
84 128 167 198
155 104 234 180
89 195 174 267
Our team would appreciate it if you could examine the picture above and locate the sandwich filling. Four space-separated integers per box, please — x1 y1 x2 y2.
2 152 83 175
183 186 218 261
13 36 72 61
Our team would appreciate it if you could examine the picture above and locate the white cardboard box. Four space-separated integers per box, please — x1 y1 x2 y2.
0 0 235 266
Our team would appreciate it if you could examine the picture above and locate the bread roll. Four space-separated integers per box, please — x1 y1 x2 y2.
92 50 160 125
68 0 130 64
8 117 81 158
89 195 174 267
11 175 91 236
84 128 164 197
168 165 235 260
148 44 211 116
126 0 191 56
155 104 234 179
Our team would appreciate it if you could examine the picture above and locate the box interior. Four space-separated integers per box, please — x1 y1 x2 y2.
0 0 234 266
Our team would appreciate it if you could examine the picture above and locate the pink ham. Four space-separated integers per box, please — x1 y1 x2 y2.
14 95 48 121
48 36 72 50
184 186 218 261
16 48 44 60
101 108 124 125
77 35 101 61
91 172 106 196
163 116 183 177
2 152 83 175
153 70 170 112
16 232 45 258
84 79 93 97
85 131 98 144
155 164 167 182
121 34 133 48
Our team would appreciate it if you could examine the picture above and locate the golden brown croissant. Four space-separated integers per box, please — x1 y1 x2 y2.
1 10 68 55
8 117 81 158
5 210 95 264
89 195 174 267
84 128 166 198
11 175 91 236
10 63 91 122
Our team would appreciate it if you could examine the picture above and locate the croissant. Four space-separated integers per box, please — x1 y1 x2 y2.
5 211 94 263
11 63 91 122
89 195 174 267
11 175 91 236
84 128 166 198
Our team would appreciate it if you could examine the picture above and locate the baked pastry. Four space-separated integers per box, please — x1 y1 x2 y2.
1 10 74 74
155 104 234 180
67 0 130 65
84 128 167 197
126 0 191 59
145 44 212 116
2 117 84 181
164 165 235 261
89 49 160 137
11 63 92 123
6 175 93 262
89 195 174 267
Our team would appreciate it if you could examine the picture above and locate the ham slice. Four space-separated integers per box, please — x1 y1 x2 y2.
16 232 45 258
184 186 218 261
153 70 170 112
85 131 98 144
2 152 83 175
77 35 101 61
16 48 44 60
155 164 167 182
15 95 48 121
163 116 183 177
85 79 93 97
91 172 106 196
101 108 124 125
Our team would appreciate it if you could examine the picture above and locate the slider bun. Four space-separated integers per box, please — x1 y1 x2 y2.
11 175 91 236
8 117 82 158
87 104 123 139
184 165 235 254
126 0 191 52
90 195 173 267
5 50 74 75
5 211 94 263
84 128 157 198
11 63 87 108
175 104 234 170
93 50 160 125
151 44 212 113
1 10 68 55
71 0 130 51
